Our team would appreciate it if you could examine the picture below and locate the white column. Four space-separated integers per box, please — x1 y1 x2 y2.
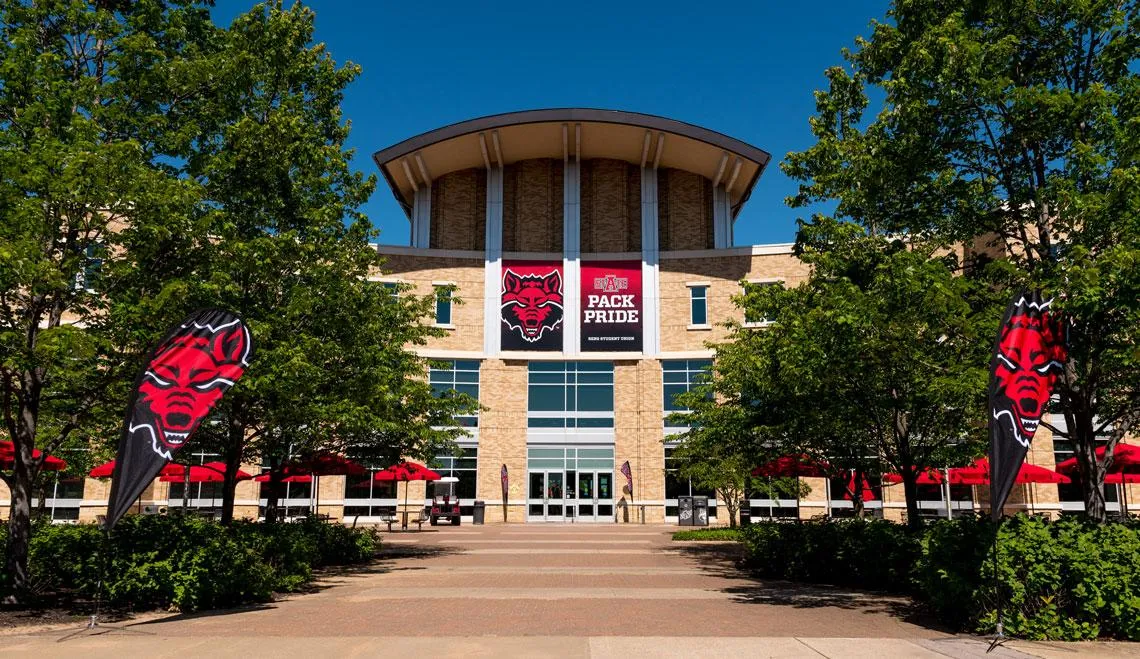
411 186 432 248
712 185 732 249
563 156 581 357
483 166 504 355
641 166 661 356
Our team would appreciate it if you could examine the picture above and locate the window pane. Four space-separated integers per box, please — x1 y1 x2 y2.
528 386 567 411
691 291 707 325
577 386 613 412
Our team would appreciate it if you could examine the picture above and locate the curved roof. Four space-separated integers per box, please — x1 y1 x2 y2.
373 109 772 220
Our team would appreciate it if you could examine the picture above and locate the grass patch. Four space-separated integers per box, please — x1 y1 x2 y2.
671 528 742 541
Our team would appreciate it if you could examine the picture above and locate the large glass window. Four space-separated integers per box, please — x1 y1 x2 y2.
527 362 614 428
343 462 398 519
742 280 780 327
430 360 480 427
662 360 712 428
1052 415 1118 512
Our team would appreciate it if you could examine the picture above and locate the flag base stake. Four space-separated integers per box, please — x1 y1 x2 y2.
57 522 155 642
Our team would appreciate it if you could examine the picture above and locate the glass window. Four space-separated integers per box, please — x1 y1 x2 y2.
664 447 717 518
662 360 712 426
689 286 708 325
434 286 452 325
75 243 105 292
429 360 480 427
429 448 479 503
527 362 614 429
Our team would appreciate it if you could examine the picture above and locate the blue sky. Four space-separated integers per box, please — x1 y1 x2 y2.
213 1 891 247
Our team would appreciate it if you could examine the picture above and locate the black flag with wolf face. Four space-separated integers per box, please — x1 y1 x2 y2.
988 291 1065 521
105 309 253 529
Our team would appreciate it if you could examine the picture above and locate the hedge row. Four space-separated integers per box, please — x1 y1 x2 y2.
1 515 377 612
740 515 1140 641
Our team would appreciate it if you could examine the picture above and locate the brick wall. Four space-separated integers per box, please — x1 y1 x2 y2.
614 359 666 523
503 159 563 253
430 168 486 251
658 169 713 251
581 159 640 253
475 359 530 523
376 254 485 353
658 252 810 352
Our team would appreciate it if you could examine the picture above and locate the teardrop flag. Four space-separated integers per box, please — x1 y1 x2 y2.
987 291 1066 521
105 309 253 529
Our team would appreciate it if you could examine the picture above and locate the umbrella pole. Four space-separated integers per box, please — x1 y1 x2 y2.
403 478 409 530
825 477 832 519
944 468 952 520
768 477 773 520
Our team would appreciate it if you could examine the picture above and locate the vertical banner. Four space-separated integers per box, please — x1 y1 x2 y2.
620 460 633 496
500 261 564 351
988 291 1066 521
580 261 643 352
105 309 253 529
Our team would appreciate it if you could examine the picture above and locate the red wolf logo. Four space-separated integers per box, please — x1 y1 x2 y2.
501 269 563 342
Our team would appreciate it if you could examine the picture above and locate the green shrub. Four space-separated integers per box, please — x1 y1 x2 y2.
671 528 743 541
8 514 377 612
740 519 917 592
741 514 1140 641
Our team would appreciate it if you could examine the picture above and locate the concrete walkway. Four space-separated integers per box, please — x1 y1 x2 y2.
1 524 1134 657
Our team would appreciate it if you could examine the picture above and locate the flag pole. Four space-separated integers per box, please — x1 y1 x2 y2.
987 514 1005 653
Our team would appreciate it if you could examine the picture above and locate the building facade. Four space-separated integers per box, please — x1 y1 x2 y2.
4 109 1134 525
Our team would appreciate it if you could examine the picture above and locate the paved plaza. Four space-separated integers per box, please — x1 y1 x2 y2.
1 524 1135 657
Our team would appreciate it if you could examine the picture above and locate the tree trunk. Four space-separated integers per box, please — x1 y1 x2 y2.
1071 408 1107 523
720 489 739 529
851 468 865 519
902 474 921 530
264 458 284 524
220 420 244 525
4 474 33 601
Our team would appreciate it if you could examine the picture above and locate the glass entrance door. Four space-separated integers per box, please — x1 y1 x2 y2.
574 471 615 521
527 471 565 521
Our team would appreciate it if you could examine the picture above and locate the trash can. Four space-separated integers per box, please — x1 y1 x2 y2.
677 496 694 526
692 496 709 527
739 503 751 527
472 500 486 525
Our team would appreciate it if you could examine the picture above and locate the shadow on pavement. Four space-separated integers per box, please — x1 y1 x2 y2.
665 540 953 633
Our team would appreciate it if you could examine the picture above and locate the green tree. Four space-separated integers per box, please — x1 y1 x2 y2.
709 222 993 528
0 0 214 598
785 0 1140 522
666 401 753 528
173 2 476 523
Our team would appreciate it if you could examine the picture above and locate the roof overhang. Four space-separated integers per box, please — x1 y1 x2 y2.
372 108 771 220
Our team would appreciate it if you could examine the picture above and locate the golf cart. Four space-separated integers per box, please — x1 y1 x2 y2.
429 476 462 526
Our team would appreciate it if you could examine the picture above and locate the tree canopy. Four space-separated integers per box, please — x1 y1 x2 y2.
784 0 1140 522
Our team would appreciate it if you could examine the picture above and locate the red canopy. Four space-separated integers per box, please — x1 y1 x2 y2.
843 473 877 501
959 458 1070 485
0 441 67 471
883 468 951 485
284 452 367 477
1055 444 1140 475
751 455 830 478
90 460 186 479
1105 472 1140 485
158 462 253 483
373 461 441 482
253 472 313 483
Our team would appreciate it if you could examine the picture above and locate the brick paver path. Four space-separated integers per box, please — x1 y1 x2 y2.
4 524 1131 657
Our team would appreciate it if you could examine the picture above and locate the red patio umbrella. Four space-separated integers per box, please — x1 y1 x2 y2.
883 468 952 485
89 460 185 479
282 453 366 515
751 454 830 478
0 441 67 471
253 472 312 483
1054 443 1140 475
955 458 1070 485
374 461 441 525
157 463 253 483
844 472 876 502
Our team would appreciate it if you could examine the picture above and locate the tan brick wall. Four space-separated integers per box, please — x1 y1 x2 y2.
430 168 486 251
376 254 485 352
658 169 713 251
503 159 563 253
659 252 810 352
614 360 666 524
581 159 640 253
474 359 529 523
